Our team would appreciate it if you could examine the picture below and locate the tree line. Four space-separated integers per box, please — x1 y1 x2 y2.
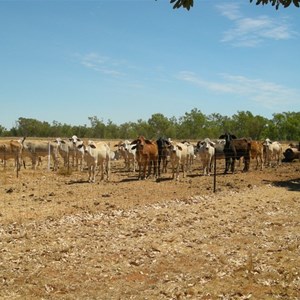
0 109 299 141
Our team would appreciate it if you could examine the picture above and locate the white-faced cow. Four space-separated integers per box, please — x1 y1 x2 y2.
195 138 215 176
77 140 110 183
168 141 189 181
263 138 283 166
114 140 136 172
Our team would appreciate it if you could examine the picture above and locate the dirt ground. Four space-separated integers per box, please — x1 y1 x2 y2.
0 146 299 300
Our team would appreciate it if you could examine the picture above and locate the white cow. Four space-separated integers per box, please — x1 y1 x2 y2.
114 140 136 172
21 139 59 170
263 138 283 166
182 141 195 172
169 141 188 181
196 138 215 176
78 140 110 182
69 135 82 169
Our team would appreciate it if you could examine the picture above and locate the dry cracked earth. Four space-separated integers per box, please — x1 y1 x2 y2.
0 149 299 300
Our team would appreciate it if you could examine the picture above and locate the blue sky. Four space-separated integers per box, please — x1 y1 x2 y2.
1 0 299 130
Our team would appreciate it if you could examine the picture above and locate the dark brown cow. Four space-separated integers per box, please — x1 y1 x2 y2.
131 136 158 180
219 133 251 173
156 137 171 176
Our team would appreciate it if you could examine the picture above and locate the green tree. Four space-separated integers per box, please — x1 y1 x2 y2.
169 0 299 10
230 111 269 139
178 108 206 139
14 117 51 137
270 112 300 141
147 113 172 138
0 125 7 136
133 119 151 139
88 116 106 138
105 120 119 139
118 122 138 139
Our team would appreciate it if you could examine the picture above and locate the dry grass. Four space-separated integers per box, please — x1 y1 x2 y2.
0 142 299 299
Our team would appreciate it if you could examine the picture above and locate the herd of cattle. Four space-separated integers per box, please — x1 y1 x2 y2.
0 134 292 182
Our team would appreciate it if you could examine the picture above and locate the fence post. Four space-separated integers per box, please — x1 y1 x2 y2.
213 152 217 193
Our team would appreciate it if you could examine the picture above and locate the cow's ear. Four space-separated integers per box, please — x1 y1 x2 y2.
219 135 225 139
177 146 182 151
90 144 96 149
131 140 137 145
210 141 215 147
77 144 83 149
145 139 152 144
61 140 66 144
231 135 237 139
131 145 137 150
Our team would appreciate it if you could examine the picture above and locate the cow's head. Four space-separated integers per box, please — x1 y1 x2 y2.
69 135 81 145
219 133 236 148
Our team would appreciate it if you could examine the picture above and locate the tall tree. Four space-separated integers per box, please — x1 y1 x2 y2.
147 113 172 138
169 0 299 10
178 108 206 139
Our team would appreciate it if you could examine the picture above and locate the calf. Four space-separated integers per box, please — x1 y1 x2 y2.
131 136 158 180
78 140 110 182
250 140 264 170
195 138 215 176
114 140 136 172
263 138 282 166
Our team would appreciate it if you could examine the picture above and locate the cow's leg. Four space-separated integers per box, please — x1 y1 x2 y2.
153 159 158 178
243 157 250 172
176 163 180 180
100 161 104 181
224 157 229 174
157 156 161 177
230 158 235 173
88 166 92 182
32 155 37 170
171 163 175 179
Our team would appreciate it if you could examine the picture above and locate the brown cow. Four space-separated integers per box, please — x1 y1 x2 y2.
250 140 264 170
131 136 158 180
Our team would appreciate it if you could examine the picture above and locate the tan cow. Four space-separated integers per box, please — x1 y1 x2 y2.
0 138 23 170
250 140 264 170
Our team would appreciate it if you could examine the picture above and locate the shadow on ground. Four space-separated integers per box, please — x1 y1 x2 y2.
265 177 300 192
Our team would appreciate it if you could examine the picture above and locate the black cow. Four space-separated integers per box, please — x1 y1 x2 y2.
219 133 251 174
156 137 171 176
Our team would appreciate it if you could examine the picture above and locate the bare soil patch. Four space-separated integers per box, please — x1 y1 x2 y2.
0 153 299 299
